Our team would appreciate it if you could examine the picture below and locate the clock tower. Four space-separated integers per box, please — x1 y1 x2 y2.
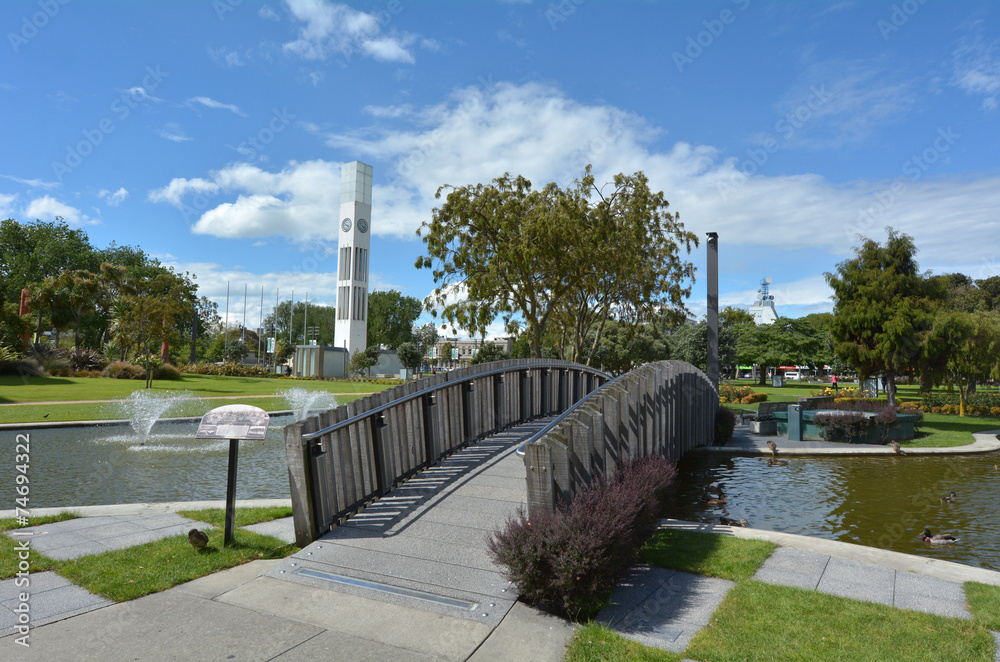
335 161 373 356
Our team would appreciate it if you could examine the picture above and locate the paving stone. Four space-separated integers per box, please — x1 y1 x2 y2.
244 517 295 543
893 571 971 619
753 546 830 590
816 556 894 606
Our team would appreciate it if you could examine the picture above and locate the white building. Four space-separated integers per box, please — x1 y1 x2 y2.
334 162 373 356
749 277 778 325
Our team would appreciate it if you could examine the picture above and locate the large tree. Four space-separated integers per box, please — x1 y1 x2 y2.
927 310 1000 415
367 290 422 349
824 228 941 405
416 167 696 359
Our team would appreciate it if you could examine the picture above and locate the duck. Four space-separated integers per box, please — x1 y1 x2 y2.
703 495 727 506
766 440 778 458
940 492 957 503
719 517 749 527
890 440 904 455
188 528 210 550
921 528 959 544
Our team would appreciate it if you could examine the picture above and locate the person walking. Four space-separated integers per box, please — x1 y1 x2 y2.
831 374 838 391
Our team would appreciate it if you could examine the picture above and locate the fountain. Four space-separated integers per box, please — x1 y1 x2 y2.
281 388 339 422
114 391 194 444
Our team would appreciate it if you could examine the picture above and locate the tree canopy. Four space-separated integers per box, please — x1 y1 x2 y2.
367 290 422 349
825 227 942 404
416 167 697 360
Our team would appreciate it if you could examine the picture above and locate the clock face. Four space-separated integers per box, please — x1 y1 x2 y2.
357 218 368 233
341 218 352 232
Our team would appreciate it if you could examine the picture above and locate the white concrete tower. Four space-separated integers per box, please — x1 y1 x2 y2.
335 161 373 356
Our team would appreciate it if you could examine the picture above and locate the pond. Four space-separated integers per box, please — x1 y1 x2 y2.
672 451 1000 572
1 417 293 508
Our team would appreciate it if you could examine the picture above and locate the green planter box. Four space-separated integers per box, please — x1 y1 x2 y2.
774 411 917 443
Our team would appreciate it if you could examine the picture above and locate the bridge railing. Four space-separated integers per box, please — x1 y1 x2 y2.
522 360 717 520
284 359 610 546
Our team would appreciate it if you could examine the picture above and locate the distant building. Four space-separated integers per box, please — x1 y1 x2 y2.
749 277 778 325
428 337 514 369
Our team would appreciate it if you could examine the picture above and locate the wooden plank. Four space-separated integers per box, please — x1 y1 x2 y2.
525 442 555 520
284 420 317 547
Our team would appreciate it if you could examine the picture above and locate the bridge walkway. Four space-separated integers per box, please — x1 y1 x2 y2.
261 418 550 632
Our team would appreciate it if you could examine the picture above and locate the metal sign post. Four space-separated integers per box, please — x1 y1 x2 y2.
195 405 270 546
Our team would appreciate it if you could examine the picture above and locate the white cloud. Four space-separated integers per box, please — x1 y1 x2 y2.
189 96 248 117
148 177 220 206
98 187 128 206
951 25 1000 111
0 175 59 190
150 160 342 241
155 81 1000 279
23 196 93 226
159 122 192 142
259 5 280 21
281 0 418 64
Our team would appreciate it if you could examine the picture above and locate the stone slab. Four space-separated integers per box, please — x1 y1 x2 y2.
0 589 323 660
299 533 498 572
753 546 830 590
270 629 443 662
0 573 112 638
244 517 296 543
219 575 494 660
600 571 735 654
892 571 971 619
468 601 578 662
816 556 895 606
173 558 283 600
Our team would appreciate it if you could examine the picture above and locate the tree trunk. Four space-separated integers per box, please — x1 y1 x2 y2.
758 366 767 386
886 371 897 407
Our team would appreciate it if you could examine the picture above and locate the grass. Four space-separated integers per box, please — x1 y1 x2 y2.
686 581 993 662
965 582 1000 630
52 529 296 602
567 529 997 662
0 373 393 423
177 505 293 528
0 512 80 579
639 528 775 581
565 623 682 662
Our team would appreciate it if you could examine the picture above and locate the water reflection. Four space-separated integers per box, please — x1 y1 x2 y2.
673 452 1000 572
1 416 293 508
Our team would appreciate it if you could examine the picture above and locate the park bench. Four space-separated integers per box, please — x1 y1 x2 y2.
739 401 790 426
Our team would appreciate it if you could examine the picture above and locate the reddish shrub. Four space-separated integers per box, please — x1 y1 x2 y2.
487 455 677 620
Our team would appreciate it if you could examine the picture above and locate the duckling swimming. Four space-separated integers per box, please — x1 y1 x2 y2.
921 528 959 544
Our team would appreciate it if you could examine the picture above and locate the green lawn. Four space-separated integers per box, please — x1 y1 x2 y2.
0 374 394 423
565 529 997 662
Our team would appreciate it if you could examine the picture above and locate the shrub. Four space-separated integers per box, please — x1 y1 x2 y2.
992 407 1000 417
488 455 677 620
68 347 108 371
715 407 737 445
719 384 766 404
873 406 899 443
101 361 146 379
931 406 942 414
942 404 957 415
153 363 182 380
177 362 271 377
814 412 871 443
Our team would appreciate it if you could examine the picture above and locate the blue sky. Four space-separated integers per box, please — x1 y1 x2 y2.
3 0 999 337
